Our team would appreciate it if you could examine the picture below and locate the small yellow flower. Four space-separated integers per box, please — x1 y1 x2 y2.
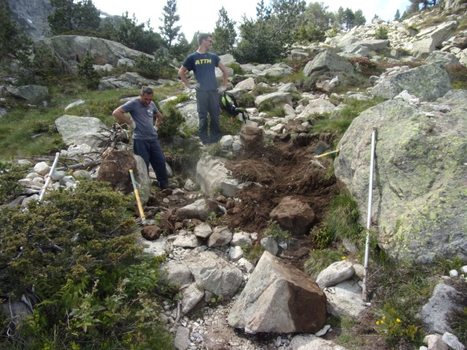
341 256 347 260
376 320 380 325
396 318 401 323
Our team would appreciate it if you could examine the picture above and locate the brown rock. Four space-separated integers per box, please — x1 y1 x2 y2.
96 149 136 193
269 196 315 235
141 225 162 240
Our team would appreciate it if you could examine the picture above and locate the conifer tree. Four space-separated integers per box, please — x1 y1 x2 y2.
394 9 401 21
159 0 181 49
213 7 237 54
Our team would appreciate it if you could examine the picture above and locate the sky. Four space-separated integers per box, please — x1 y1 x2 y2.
92 0 411 40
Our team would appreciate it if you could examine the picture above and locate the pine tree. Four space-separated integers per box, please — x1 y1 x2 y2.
394 9 401 21
48 0 100 34
159 0 181 49
213 7 236 54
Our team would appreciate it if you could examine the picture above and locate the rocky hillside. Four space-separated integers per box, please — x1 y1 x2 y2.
1 2 466 350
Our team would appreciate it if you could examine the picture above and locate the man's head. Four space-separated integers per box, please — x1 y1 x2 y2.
198 33 213 49
140 86 153 106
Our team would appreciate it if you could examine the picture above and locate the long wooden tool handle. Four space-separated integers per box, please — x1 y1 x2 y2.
129 169 145 221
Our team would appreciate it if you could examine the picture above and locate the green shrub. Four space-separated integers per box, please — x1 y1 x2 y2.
304 247 347 278
375 305 422 346
0 181 174 348
262 220 291 240
220 113 243 136
78 52 100 90
236 93 256 108
369 256 449 348
228 62 244 75
159 103 185 140
242 243 264 264
30 44 63 83
134 50 175 80
375 26 389 40
309 191 363 249
0 162 28 203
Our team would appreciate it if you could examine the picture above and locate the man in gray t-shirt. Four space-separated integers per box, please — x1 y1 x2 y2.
112 87 168 189
178 33 228 145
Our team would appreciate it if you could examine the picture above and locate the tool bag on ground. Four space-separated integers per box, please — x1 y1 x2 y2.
220 91 248 123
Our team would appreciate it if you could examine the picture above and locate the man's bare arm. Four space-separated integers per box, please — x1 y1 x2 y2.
112 106 132 125
178 66 190 88
218 62 229 87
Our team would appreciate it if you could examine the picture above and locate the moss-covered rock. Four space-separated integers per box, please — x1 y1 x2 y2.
335 90 466 263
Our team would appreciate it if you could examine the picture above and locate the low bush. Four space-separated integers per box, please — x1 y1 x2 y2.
0 181 174 348
375 26 389 40
0 162 28 203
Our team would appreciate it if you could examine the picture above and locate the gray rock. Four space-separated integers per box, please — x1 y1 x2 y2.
290 334 348 350
193 222 212 239
55 115 110 149
260 236 279 256
421 282 463 334
38 35 152 73
371 64 451 101
7 0 52 40
174 326 190 350
303 50 354 77
441 332 464 350
316 261 355 289
161 261 193 289
208 226 233 248
324 280 366 318
7 85 49 104
181 283 204 315
335 92 466 262
185 251 243 298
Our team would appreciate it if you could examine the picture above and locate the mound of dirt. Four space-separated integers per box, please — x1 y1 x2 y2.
223 137 338 235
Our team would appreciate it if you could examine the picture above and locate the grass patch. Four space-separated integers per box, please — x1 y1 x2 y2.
304 246 347 278
312 97 384 142
220 112 243 136
446 63 467 90
0 82 183 160
0 106 66 159
367 253 465 348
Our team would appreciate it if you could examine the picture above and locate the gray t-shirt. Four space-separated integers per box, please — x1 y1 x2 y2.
121 98 158 140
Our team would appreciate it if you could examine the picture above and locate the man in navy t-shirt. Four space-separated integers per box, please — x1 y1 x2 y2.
178 33 228 144
112 86 169 189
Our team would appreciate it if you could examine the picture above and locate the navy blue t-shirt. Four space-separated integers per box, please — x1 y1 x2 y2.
183 52 220 91
121 98 158 140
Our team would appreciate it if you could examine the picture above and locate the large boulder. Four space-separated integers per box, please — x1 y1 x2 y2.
6 85 49 105
37 35 152 73
303 50 354 77
371 63 451 101
7 0 52 40
408 21 458 57
420 282 464 334
228 251 326 334
55 115 110 150
334 91 466 263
